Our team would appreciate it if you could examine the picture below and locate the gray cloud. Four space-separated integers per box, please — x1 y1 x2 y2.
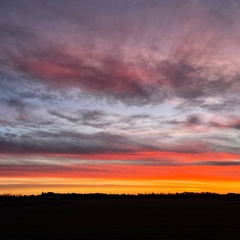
0 20 239 110
0 0 239 107
194 161 240 166
0 130 141 154
187 114 201 125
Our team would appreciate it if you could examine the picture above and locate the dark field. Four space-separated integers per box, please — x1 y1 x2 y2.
1 199 240 240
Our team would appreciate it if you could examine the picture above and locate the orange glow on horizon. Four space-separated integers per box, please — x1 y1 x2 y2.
1 177 240 195
1 152 240 195
1 165 240 195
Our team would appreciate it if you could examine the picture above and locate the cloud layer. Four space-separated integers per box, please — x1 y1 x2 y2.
0 0 240 193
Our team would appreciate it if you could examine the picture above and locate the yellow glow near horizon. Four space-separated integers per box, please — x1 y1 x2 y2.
1 177 240 195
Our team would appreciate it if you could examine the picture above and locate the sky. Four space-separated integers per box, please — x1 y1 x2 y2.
0 0 240 195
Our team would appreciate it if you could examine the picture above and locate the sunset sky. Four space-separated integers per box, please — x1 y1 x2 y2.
0 0 240 195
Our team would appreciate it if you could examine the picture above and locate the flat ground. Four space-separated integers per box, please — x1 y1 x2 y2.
1 199 240 240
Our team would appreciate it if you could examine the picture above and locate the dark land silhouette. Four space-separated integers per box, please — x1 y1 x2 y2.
1 192 240 240
1 191 240 202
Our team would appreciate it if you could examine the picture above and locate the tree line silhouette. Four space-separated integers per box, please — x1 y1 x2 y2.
1 192 240 203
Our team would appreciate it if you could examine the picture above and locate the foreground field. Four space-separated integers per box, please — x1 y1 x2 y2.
1 199 240 240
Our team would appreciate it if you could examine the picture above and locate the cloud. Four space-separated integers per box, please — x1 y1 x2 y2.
209 117 240 129
194 161 240 166
8 41 240 107
0 5 239 108
168 113 240 131
0 127 217 156
5 38 238 108
15 53 167 106
48 109 118 128
48 109 159 131
0 130 143 155
0 165 109 173
0 0 239 107
200 97 240 112
187 114 201 125
0 30 158 105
